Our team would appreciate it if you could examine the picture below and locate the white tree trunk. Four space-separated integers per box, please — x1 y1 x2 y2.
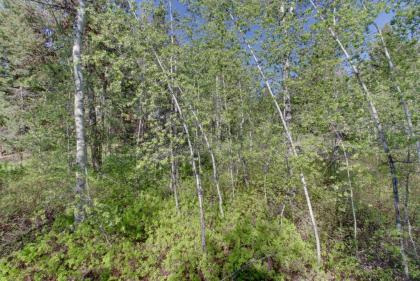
72 0 88 224
168 0 180 213
334 129 358 252
371 21 420 166
189 106 224 217
403 150 418 259
154 50 207 251
128 2 207 250
169 130 180 212
220 77 237 197
309 0 408 276
229 12 322 265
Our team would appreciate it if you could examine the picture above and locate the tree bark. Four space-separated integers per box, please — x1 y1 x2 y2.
72 0 88 224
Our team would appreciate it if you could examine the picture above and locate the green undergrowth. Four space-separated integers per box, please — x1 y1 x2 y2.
0 183 328 280
2 155 412 280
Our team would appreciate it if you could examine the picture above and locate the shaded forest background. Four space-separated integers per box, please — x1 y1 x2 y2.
0 0 419 280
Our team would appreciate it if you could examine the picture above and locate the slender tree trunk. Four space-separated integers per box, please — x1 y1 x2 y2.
98 76 109 156
130 2 206 250
168 0 180 213
347 159 358 253
370 17 420 165
334 129 358 253
169 121 180 212
169 101 179 213
72 0 88 224
195 130 203 178
223 77 236 197
171 97 206 251
165 60 223 217
238 92 250 188
150 48 207 251
190 106 224 217
263 160 270 204
282 57 294 199
227 123 236 197
87 82 102 172
403 149 418 259
135 100 144 145
283 58 292 129
309 1 408 276
214 76 222 143
229 12 322 264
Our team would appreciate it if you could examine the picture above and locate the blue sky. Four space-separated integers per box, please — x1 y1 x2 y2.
134 0 395 54
136 0 394 29
376 11 394 28
134 1 396 88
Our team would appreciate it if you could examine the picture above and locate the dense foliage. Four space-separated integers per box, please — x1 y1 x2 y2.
0 0 418 280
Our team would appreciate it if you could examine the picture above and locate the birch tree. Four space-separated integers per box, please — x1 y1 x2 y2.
229 11 322 265
363 1 420 165
72 0 88 224
309 0 409 276
128 2 208 250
